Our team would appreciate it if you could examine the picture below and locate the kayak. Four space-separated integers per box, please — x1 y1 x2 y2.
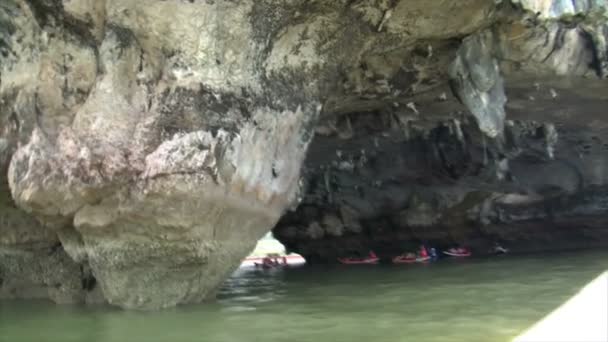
392 255 431 264
492 246 509 254
240 254 306 268
337 257 380 265
443 250 472 257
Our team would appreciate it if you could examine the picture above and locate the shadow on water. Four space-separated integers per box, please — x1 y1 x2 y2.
1 250 607 342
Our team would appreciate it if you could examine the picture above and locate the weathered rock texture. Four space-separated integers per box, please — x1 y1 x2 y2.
1 0 316 309
276 1 608 262
1 0 608 308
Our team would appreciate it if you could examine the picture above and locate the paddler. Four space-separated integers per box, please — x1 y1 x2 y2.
419 245 428 258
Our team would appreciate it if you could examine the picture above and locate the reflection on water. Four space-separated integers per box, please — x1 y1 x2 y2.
1 251 607 342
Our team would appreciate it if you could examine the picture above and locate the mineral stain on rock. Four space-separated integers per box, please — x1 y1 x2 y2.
1 0 608 309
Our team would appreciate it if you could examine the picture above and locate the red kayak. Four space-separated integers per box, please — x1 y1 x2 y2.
392 255 431 264
393 246 431 264
443 248 472 257
338 251 379 265
338 257 379 265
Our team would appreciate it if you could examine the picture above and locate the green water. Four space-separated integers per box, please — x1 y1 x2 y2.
1 251 607 342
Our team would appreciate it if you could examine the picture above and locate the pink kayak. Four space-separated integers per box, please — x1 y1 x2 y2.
338 257 380 265
392 255 431 264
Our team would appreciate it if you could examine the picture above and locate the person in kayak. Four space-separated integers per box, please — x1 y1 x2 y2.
429 247 438 260
262 257 275 267
492 243 509 254
418 245 428 258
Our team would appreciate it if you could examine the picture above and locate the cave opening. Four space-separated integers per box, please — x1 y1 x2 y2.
273 82 608 264
272 103 501 263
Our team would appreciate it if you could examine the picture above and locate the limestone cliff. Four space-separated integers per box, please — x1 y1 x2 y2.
1 0 607 309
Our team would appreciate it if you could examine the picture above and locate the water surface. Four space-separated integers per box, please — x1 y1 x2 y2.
1 251 607 342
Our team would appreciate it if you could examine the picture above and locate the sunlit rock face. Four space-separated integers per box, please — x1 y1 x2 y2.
1 0 316 309
1 0 608 308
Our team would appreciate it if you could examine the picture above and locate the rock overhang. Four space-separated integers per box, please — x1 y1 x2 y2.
0 0 607 308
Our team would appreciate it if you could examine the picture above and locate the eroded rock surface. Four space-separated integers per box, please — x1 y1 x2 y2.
2 0 316 309
275 2 608 262
1 0 608 308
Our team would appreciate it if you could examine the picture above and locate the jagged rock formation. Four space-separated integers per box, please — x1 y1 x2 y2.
1 0 607 309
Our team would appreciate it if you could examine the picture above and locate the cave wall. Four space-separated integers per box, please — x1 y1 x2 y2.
0 0 607 308
274 2 608 261
275 102 608 261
